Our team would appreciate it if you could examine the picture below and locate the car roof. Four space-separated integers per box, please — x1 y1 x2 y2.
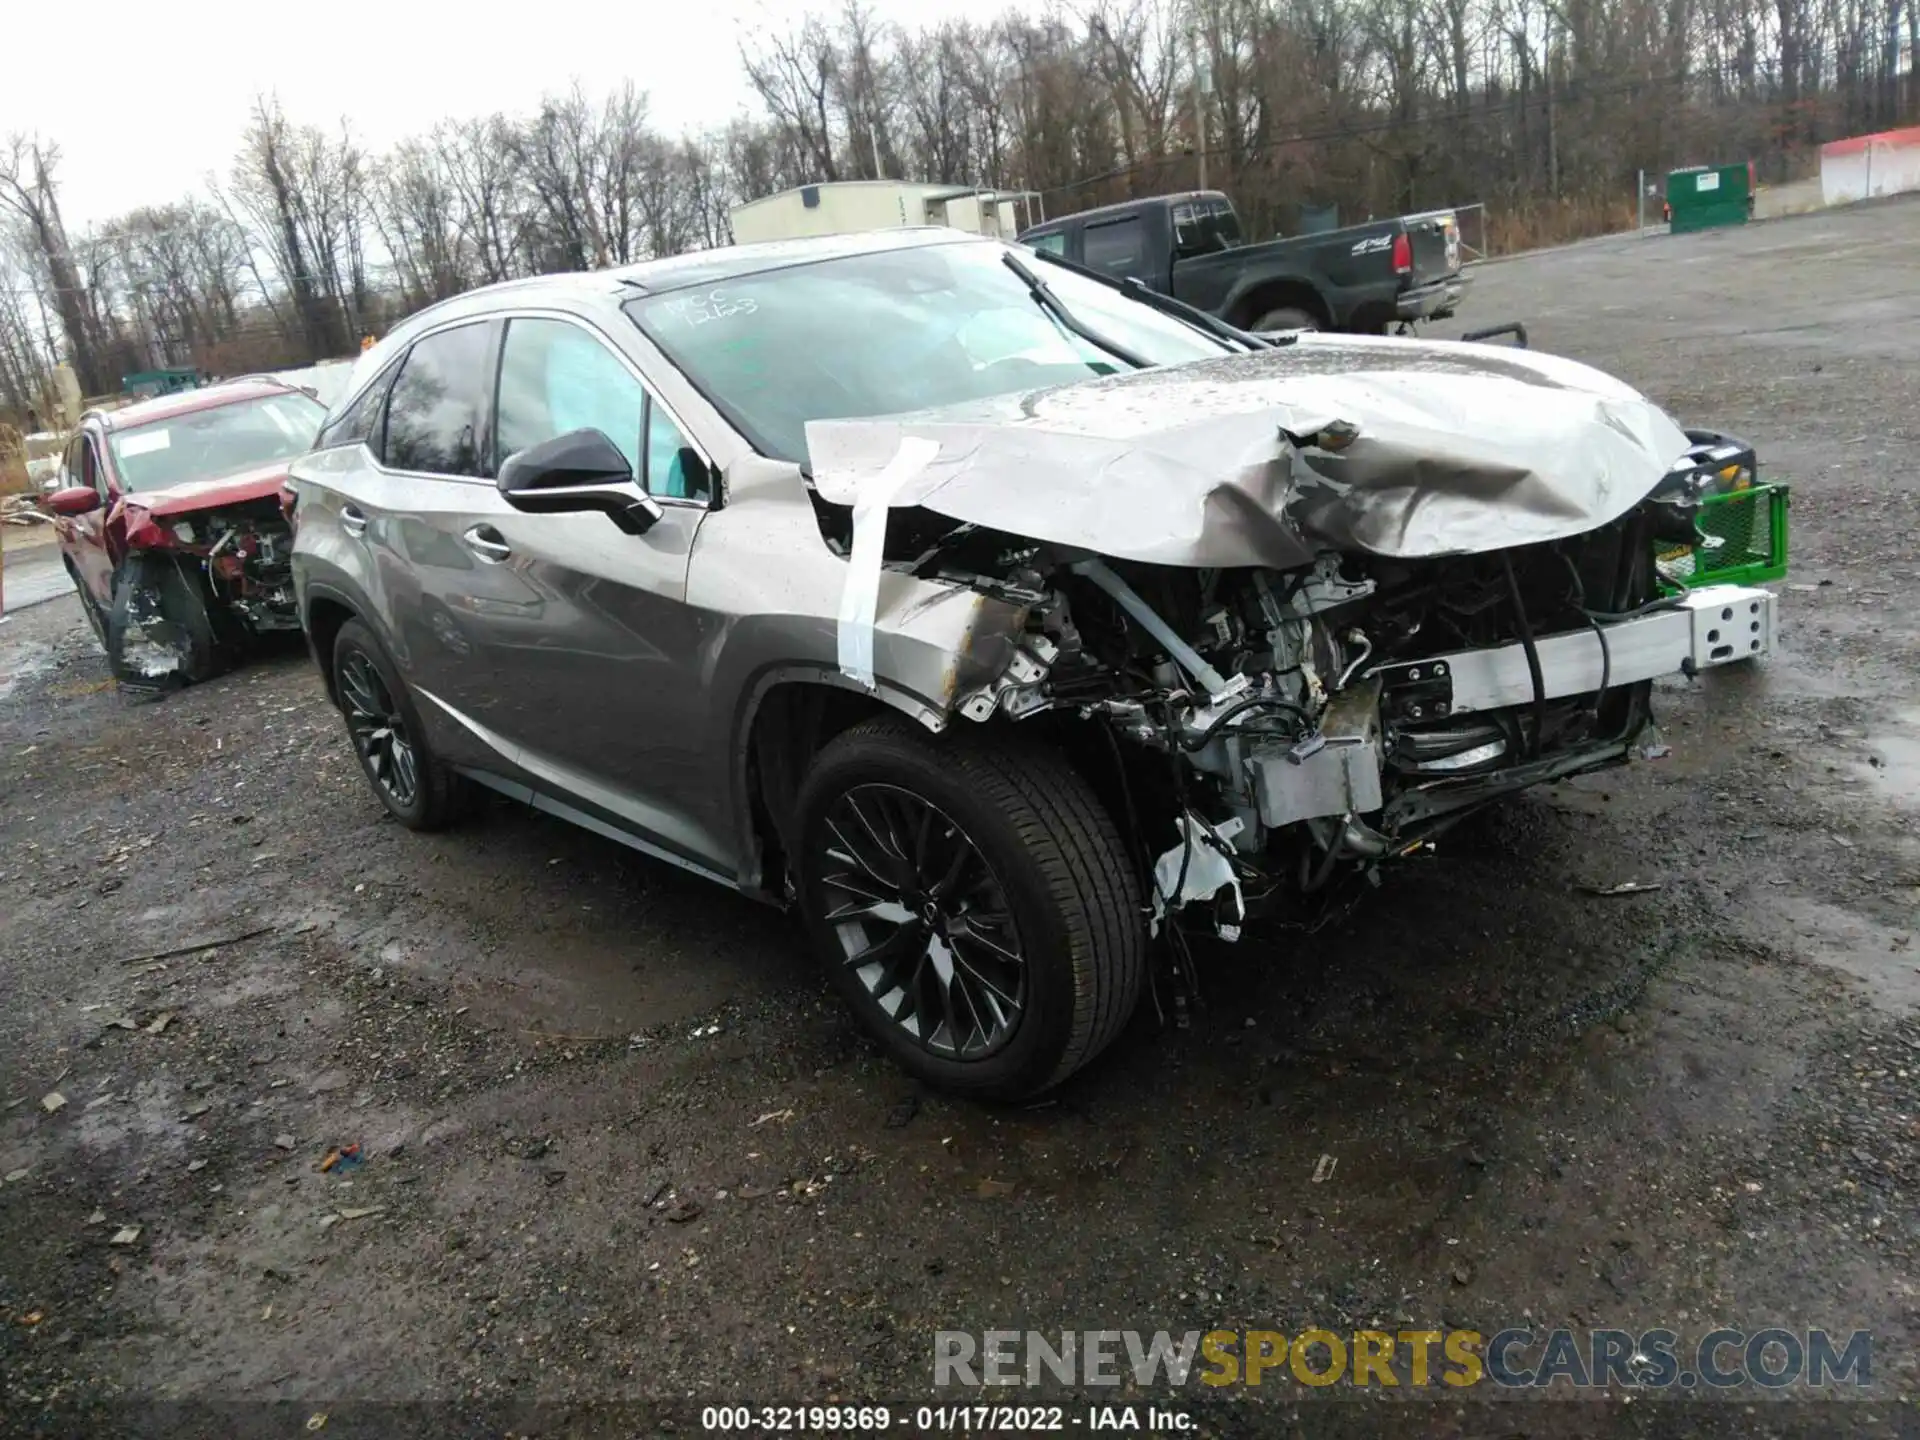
342 228 997 412
1020 191 1231 235
610 227 980 293
90 378 308 432
399 227 984 327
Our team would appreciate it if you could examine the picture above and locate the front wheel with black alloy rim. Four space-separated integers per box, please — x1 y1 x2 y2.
330 618 474 830
792 716 1146 1099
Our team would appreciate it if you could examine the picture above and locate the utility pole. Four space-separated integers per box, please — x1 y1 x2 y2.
1544 16 1560 197
1191 25 1208 191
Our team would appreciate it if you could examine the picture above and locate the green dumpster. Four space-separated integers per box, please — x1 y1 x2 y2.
121 367 201 399
1666 164 1752 234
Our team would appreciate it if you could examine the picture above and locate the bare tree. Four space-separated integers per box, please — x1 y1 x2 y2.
223 98 355 359
743 19 845 181
0 138 105 394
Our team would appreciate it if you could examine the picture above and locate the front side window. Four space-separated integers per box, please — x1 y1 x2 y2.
495 317 646 473
626 239 1226 465
106 393 327 492
645 401 706 501
62 436 88 492
384 322 494 477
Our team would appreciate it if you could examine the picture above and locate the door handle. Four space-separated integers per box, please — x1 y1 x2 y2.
463 525 512 563
340 503 368 537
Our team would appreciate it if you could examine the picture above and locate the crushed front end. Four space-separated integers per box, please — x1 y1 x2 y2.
110 494 300 688
936 458 1780 934
806 333 1788 935
125 497 301 634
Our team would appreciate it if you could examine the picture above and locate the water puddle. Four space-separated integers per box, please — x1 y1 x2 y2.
1859 706 1920 808
1751 893 1920 1015
0 638 55 704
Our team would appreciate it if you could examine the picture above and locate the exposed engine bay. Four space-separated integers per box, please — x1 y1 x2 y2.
190 500 300 633
918 498 1770 931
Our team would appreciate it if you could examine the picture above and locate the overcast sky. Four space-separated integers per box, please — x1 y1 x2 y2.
5 0 1034 230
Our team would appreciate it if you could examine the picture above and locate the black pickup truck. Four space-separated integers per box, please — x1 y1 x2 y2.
1018 191 1466 335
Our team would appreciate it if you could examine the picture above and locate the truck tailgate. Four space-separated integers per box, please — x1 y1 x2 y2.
1404 211 1460 285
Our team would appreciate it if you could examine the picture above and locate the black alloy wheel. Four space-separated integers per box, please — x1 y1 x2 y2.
339 649 420 810
794 716 1146 1099
817 783 1027 1061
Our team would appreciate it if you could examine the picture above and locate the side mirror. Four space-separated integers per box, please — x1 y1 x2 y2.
497 428 664 536
49 486 102 517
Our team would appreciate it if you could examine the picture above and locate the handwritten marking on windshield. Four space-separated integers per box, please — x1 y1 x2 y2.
658 289 760 327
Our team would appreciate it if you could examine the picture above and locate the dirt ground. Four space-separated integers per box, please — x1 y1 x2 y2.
4 198 1919 1438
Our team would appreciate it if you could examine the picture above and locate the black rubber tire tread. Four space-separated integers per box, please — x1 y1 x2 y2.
797 715 1146 1097
331 617 476 831
1252 306 1317 333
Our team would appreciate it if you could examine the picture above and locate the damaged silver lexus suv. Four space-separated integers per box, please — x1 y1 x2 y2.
289 229 1779 1099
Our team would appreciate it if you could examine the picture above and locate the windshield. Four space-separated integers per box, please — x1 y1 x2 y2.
625 240 1229 464
108 392 327 492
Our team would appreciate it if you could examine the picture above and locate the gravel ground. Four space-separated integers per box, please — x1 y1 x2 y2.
3 198 1919 1438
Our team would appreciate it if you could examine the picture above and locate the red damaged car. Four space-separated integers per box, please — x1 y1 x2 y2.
47 377 327 689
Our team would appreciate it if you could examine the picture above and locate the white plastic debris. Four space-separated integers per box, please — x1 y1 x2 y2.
1149 814 1247 940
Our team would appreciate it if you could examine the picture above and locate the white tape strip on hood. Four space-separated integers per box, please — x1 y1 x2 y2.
833 436 941 691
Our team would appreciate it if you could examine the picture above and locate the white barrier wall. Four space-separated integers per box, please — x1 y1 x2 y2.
1821 126 1920 205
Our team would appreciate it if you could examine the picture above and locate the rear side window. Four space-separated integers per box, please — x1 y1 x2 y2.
1027 233 1067 256
1082 217 1146 278
383 322 495 477
317 361 400 455
1172 200 1240 255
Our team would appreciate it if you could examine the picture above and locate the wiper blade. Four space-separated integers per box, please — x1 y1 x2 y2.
1021 245 1274 351
1000 250 1151 370
1117 274 1279 350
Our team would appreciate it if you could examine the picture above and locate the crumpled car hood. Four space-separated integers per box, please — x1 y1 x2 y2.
121 462 292 520
805 333 1693 568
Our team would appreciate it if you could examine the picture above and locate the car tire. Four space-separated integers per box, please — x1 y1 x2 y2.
105 553 224 691
793 716 1146 1100
331 617 475 830
1251 306 1318 333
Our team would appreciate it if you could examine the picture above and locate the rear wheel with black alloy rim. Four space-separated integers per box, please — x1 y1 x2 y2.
793 716 1146 1099
331 618 474 830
